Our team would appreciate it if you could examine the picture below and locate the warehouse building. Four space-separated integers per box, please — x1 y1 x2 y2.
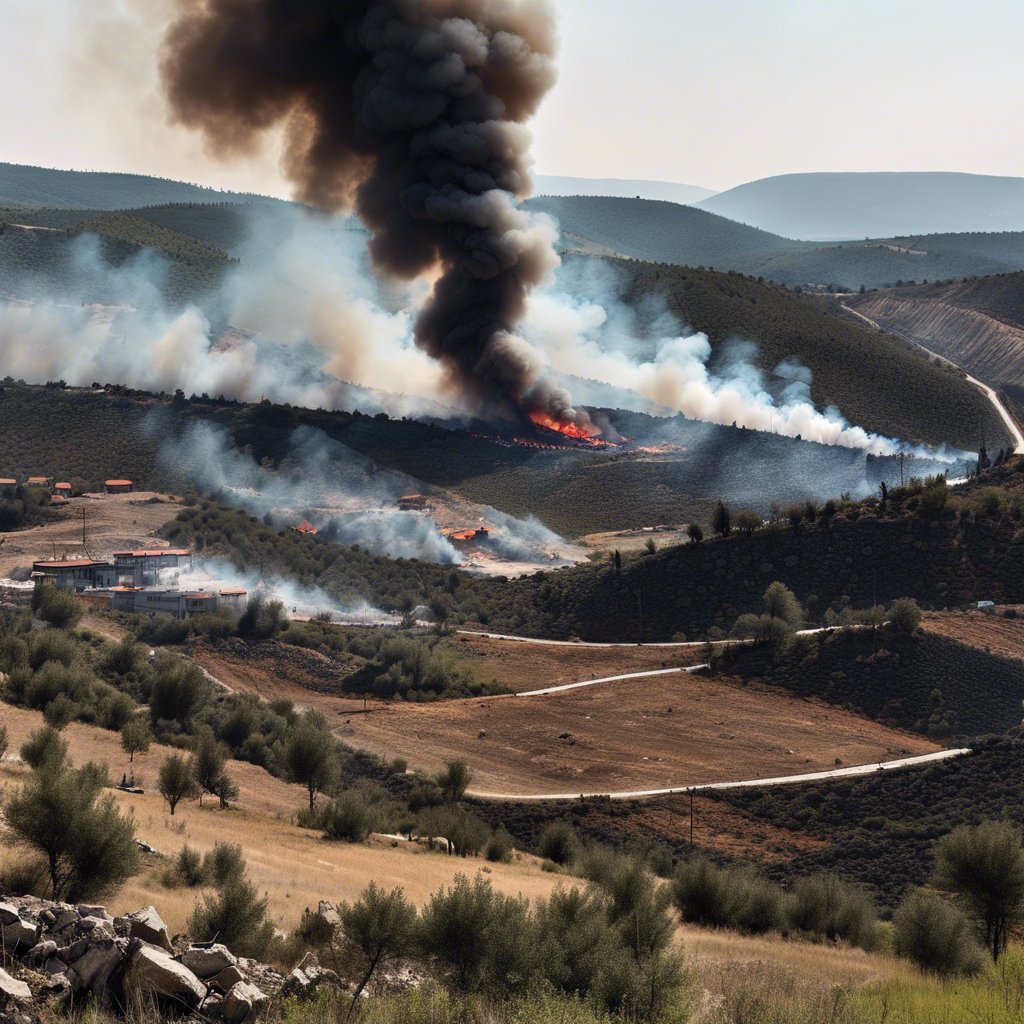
113 549 193 586
32 560 118 591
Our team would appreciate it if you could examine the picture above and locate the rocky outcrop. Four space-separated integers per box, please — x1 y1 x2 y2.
0 895 286 1023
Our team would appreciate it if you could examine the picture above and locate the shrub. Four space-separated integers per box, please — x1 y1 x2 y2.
188 867 274 959
485 828 514 863
323 791 374 843
893 889 984 977
19 726 69 770
202 842 246 886
538 822 579 866
176 844 204 887
436 760 472 802
889 597 922 634
33 587 82 629
788 873 878 950
671 857 738 928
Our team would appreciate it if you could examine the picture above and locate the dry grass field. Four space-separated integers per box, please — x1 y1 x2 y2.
0 705 561 936
336 672 938 797
450 633 705 693
0 491 184 578
922 609 1024 662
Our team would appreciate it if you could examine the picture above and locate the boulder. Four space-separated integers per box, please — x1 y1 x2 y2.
180 943 237 979
76 905 111 921
25 940 57 968
317 900 341 928
0 969 31 1008
209 964 246 993
280 964 342 1000
0 904 19 927
64 937 126 996
126 944 206 1010
222 980 269 1023
125 906 172 952
0 918 38 952
38 974 72 1009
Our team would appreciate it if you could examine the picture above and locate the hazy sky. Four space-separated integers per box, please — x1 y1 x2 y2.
2 0 1022 194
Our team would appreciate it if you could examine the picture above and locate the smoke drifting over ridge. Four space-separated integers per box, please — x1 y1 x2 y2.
160 0 590 431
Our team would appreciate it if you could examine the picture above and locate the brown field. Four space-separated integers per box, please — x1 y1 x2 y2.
580 526 692 556
451 633 705 693
0 491 184 578
0 705 560 935
336 672 938 797
923 609 1024 662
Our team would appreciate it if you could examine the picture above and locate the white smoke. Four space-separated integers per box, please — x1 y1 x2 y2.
171 557 394 625
154 419 580 568
0 202 951 458
519 270 899 456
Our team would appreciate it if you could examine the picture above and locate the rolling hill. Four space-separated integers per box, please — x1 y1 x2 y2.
524 194 806 266
0 161 282 211
534 174 716 205
530 194 1024 289
694 171 1024 240
848 273 1024 386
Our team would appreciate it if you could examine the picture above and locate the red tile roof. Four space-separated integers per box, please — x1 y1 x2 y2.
113 549 191 558
105 480 133 487
219 588 247 596
33 560 108 569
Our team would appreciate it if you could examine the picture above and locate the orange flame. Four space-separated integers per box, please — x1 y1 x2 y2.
528 409 600 442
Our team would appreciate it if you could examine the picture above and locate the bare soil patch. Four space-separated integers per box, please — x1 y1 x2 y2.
337 672 937 797
923 609 1024 662
0 491 184 578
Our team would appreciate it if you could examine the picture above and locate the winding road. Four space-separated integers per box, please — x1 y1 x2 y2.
842 303 1024 452
459 629 968 801
469 748 971 802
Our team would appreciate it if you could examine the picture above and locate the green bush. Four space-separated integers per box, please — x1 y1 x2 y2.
32 587 82 629
188 868 275 959
788 873 878 950
538 821 579 866
893 889 984 977
323 791 374 843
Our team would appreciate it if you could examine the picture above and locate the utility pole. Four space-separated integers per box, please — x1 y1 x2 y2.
690 788 695 846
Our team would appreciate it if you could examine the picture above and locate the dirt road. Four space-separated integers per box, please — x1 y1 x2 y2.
470 747 970 801
842 303 1024 452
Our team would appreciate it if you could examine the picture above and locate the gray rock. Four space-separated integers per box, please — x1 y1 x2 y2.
0 904 19 927
0 969 31 1007
125 906 172 952
38 974 72 1008
1 919 38 952
76 905 110 921
222 980 269 1023
209 964 246 993
126 945 206 1010
180 943 237 979
25 939 57 967
317 900 341 927
64 937 125 996
76 916 114 937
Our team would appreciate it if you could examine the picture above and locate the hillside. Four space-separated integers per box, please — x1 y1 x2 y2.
0 161 280 211
532 194 1024 289
848 274 1024 386
695 171 1024 239
611 259 1009 450
715 630 1024 741
534 174 716 205
525 194 806 266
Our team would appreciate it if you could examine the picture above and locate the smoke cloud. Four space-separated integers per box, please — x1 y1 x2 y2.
160 0 590 430
154 418 579 568
521 261 905 456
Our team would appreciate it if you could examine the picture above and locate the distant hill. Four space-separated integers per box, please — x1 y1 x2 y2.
694 172 1024 240
530 193 1024 289
848 273 1024 386
533 175 715 205
525 195 805 266
0 162 281 211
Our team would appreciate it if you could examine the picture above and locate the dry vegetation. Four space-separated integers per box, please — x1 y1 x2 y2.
0 704 560 936
337 671 937 797
922 609 1024 662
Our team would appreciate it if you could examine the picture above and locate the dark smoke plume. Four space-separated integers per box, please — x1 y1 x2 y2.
161 0 592 431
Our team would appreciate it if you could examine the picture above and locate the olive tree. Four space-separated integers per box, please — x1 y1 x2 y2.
933 820 1024 961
